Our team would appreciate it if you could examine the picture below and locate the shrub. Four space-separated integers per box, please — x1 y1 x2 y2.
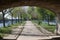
0 27 11 34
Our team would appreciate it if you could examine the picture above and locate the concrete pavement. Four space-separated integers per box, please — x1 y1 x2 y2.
17 21 48 40
21 21 44 36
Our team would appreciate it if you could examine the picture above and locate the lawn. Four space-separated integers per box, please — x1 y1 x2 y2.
0 21 25 37
32 20 56 33
40 22 56 33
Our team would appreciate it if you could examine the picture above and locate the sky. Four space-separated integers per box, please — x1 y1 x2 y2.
22 6 29 12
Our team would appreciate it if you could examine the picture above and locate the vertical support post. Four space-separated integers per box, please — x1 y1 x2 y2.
2 10 5 27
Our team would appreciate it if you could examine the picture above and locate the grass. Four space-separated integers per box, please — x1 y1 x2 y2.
0 27 13 34
0 21 25 37
40 23 56 33
0 27 12 37
8 21 25 28
22 21 26 26
32 20 56 33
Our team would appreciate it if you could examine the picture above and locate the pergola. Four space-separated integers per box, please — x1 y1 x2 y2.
0 0 60 34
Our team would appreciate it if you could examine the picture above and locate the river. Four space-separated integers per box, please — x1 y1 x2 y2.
0 21 16 27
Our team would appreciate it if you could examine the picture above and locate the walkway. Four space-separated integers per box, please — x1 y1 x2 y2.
21 21 44 36
17 21 51 40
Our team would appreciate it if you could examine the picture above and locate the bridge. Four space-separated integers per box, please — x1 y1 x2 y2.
0 0 60 40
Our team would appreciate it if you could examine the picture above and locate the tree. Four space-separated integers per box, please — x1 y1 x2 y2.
10 7 27 23
2 10 5 27
45 10 56 25
0 14 3 20
36 7 56 25
27 7 38 20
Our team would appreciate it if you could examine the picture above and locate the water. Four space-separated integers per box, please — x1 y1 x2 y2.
42 21 56 25
0 21 16 27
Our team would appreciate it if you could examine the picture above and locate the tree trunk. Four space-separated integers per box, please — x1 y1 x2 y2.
2 11 5 27
11 13 13 25
48 19 50 25
18 14 19 23
21 15 22 23
48 15 50 25
16 19 17 23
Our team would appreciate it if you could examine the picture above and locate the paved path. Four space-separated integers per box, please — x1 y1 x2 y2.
17 36 52 40
35 24 55 36
17 21 48 40
21 21 44 36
